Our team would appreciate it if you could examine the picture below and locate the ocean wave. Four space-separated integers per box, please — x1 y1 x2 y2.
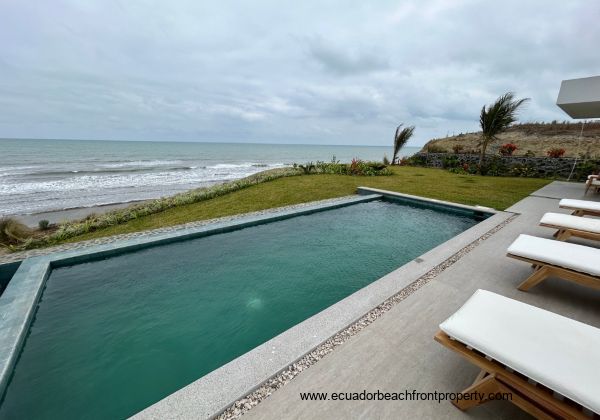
0 161 289 215
0 164 282 196
21 166 196 177
98 160 185 168
208 162 284 169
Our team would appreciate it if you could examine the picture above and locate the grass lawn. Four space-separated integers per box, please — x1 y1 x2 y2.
63 166 550 244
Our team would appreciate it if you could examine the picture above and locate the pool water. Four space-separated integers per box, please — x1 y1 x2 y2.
0 200 479 419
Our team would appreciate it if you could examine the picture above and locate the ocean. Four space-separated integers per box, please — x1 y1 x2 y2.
0 139 419 216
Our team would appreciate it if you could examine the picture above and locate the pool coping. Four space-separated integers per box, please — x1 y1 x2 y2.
133 192 505 419
0 193 383 401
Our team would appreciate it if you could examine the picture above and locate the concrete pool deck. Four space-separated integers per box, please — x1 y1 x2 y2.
237 181 600 420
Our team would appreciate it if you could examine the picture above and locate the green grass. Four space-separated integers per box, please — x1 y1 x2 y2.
61 166 549 244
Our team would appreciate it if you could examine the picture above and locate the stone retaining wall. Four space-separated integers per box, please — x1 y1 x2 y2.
413 153 599 179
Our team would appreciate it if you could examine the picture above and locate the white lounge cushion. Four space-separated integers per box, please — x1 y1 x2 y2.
560 198 600 212
540 212 600 233
440 289 600 414
507 234 600 277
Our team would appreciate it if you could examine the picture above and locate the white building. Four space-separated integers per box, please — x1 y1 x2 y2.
557 75 600 118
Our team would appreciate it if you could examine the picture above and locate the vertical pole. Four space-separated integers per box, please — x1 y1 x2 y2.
567 121 585 181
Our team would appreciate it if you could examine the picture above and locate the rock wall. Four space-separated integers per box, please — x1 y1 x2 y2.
413 153 599 179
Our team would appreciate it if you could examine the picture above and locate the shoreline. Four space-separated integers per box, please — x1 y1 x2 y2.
12 200 151 228
7 167 293 227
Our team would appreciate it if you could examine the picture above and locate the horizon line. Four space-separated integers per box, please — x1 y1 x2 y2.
0 137 425 148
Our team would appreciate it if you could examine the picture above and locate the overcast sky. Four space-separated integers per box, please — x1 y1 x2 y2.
1 1 598 146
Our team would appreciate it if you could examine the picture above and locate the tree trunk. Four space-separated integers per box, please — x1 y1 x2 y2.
478 137 488 172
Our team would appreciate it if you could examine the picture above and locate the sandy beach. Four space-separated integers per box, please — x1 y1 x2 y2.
13 201 148 228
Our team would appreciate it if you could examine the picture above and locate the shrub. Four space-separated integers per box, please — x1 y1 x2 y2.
312 158 391 176
452 144 465 154
547 148 566 158
574 160 600 181
479 156 508 176
0 218 32 247
510 164 538 177
402 154 427 166
298 162 316 174
441 155 460 169
347 159 391 176
382 155 390 165
38 219 50 230
499 143 518 156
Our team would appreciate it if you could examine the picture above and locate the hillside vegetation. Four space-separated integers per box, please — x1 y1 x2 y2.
421 121 600 157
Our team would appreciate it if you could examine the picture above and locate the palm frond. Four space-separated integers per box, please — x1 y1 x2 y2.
478 92 529 170
392 124 415 164
480 92 530 140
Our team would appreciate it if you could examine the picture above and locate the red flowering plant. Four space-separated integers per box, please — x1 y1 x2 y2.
349 158 361 174
547 148 566 158
499 143 518 156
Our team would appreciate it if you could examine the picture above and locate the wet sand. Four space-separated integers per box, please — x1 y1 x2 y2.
13 201 149 228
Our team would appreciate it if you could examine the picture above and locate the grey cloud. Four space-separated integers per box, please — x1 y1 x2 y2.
0 0 598 146
307 39 389 76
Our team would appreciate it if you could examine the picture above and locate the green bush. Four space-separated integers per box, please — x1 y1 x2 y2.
441 155 461 169
311 159 391 176
298 162 316 174
510 164 539 177
574 160 600 181
38 219 50 230
403 154 427 166
479 157 508 176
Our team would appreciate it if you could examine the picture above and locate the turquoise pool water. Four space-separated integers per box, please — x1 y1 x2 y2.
0 200 480 418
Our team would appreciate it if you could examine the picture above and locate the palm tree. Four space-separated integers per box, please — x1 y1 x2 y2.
392 124 415 165
478 92 529 169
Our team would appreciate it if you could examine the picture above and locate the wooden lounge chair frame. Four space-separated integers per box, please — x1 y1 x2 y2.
566 208 600 217
506 253 600 291
585 175 599 195
559 204 600 218
539 221 600 242
435 331 591 419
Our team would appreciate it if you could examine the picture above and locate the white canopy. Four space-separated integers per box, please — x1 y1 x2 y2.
557 76 600 119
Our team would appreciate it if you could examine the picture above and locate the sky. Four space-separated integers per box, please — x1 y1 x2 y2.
0 1 599 146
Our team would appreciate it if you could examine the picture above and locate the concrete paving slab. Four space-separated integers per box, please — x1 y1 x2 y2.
242 181 600 420
531 180 600 201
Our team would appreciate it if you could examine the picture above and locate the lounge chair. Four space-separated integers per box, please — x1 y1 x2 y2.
506 234 600 291
539 212 600 241
558 198 600 217
435 289 600 418
585 175 599 195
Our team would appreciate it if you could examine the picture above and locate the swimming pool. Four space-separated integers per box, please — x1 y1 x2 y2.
0 193 489 419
